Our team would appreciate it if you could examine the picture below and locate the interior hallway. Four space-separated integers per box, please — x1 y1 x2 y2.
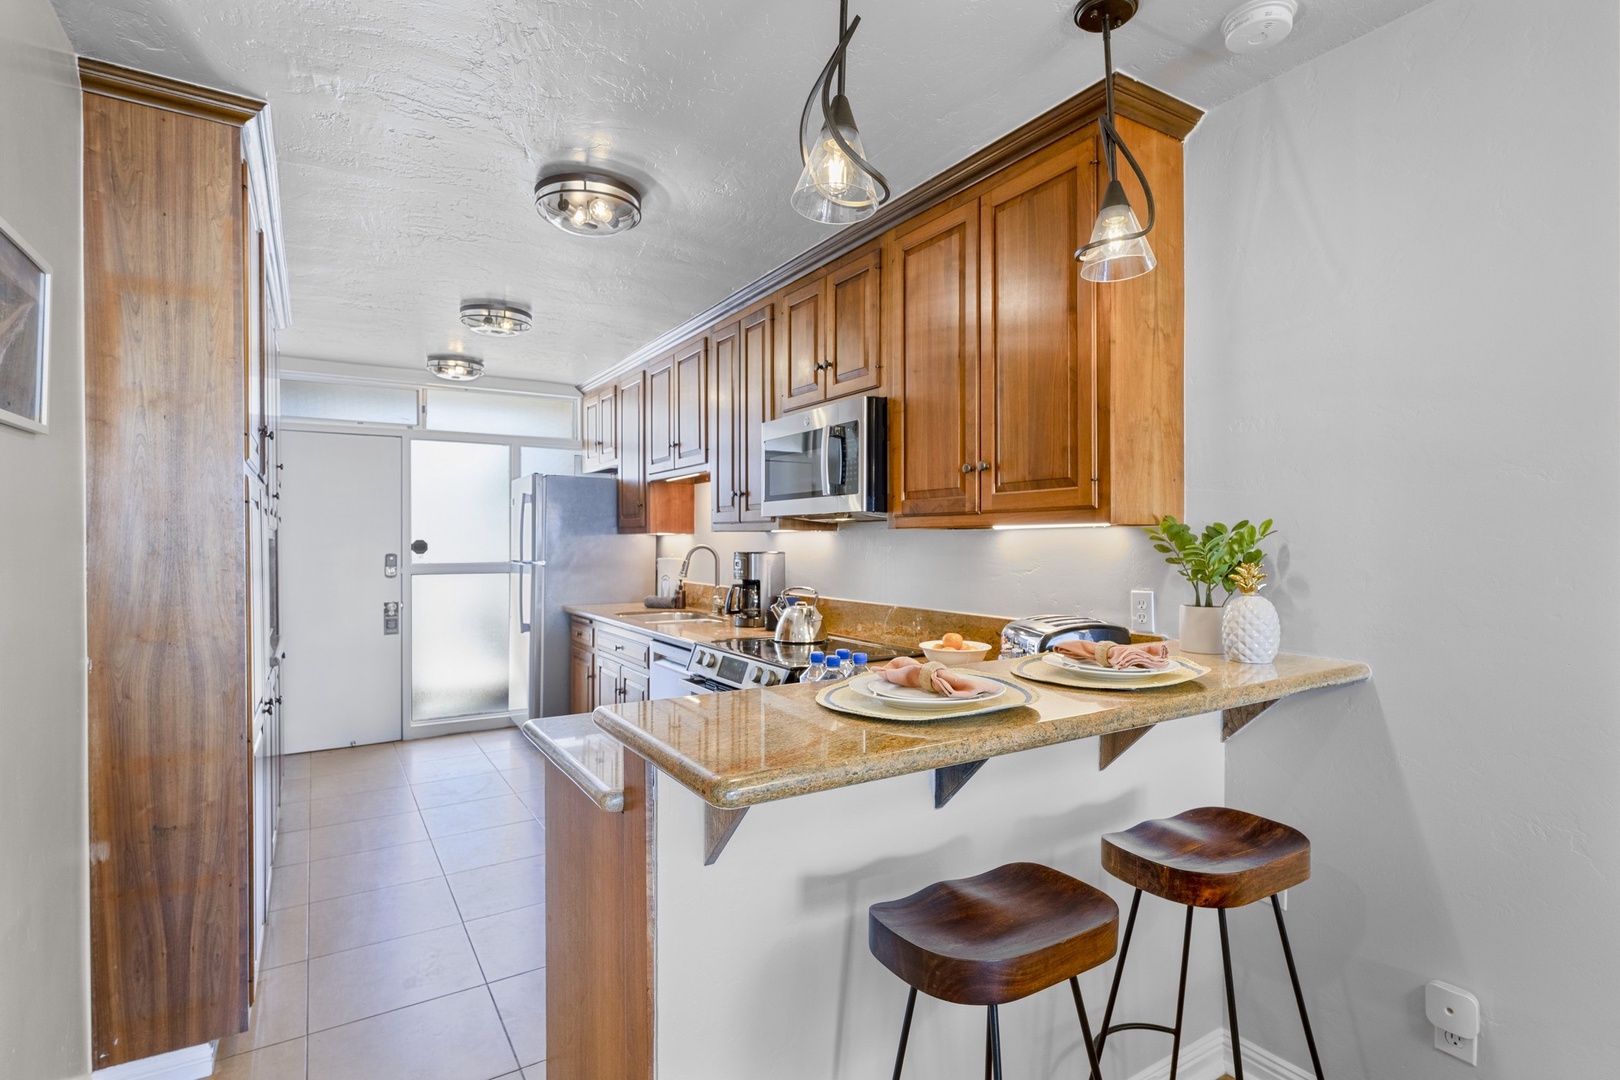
211 729 549 1080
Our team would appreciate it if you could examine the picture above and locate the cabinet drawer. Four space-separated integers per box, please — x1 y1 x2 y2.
569 617 594 648
594 629 650 671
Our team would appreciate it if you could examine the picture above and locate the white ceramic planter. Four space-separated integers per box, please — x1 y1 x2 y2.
1179 604 1225 654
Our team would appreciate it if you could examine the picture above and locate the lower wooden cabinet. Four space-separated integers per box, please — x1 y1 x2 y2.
574 619 653 710
569 644 594 714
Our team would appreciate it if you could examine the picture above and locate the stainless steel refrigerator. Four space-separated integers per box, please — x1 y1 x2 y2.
510 474 653 718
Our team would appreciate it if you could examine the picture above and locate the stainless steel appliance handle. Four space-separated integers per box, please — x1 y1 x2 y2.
517 564 531 634
516 491 533 563
820 430 835 496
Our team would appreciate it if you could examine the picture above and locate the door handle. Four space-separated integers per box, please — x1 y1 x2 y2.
383 601 400 635
383 553 398 578
960 463 973 474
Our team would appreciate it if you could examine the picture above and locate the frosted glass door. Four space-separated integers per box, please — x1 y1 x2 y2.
410 573 510 722
410 440 509 564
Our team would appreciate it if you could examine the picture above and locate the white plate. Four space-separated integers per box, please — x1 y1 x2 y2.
865 673 1006 710
818 674 1037 722
1016 656 1210 692
1042 651 1178 679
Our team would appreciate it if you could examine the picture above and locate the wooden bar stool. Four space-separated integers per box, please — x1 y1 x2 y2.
1096 807 1325 1080
869 862 1119 1079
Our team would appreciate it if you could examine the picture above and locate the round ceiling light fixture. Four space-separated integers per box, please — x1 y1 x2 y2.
533 171 642 236
460 301 533 337
426 353 485 381
1222 0 1297 54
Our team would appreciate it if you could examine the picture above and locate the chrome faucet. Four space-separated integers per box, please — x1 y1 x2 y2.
678 544 719 585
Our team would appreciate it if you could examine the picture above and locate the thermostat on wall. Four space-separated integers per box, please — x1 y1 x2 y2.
1222 0 1298 53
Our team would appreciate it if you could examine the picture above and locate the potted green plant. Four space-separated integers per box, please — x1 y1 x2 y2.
1145 516 1275 653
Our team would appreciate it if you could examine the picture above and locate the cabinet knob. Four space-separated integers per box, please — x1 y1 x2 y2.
960 463 973 474
977 461 990 472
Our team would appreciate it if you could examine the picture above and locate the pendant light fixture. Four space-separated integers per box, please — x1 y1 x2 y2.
460 301 532 337
791 0 890 225
426 353 484 381
534 171 642 237
1074 0 1157 282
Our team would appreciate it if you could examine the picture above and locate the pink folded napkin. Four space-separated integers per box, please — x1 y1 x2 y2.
1053 639 1172 670
880 656 1001 697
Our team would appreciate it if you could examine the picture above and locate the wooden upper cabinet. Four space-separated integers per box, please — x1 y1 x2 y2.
616 372 647 531
737 303 775 524
582 385 620 473
672 337 707 472
708 320 741 525
977 140 1098 515
582 391 602 469
778 245 883 414
645 356 675 476
885 204 980 518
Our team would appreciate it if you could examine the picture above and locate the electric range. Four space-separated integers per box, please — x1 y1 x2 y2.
685 636 922 692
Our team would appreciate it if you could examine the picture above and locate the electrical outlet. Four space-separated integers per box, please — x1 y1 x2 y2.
1435 1029 1478 1066
1426 981 1480 1066
1130 589 1155 634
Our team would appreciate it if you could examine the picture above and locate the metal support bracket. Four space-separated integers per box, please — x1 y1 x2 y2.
1098 726 1152 770
934 760 987 808
1222 699 1279 740
704 805 748 866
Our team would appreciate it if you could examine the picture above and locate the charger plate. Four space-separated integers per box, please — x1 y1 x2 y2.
1014 655 1211 692
816 673 1037 722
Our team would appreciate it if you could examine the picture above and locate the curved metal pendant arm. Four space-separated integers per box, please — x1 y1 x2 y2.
799 17 861 166
1076 113 1156 257
819 39 891 204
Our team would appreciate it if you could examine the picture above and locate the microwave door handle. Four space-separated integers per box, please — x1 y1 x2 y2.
820 431 835 496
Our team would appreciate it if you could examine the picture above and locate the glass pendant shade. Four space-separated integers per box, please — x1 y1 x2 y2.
792 96 882 224
1079 179 1157 283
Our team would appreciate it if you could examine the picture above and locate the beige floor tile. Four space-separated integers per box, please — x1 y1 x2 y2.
219 962 306 1057
262 905 308 969
307 810 428 860
306 986 516 1080
309 877 461 958
513 790 545 821
465 905 546 983
308 786 418 828
478 746 547 773
308 840 443 903
307 925 484 1031
498 765 546 800
282 755 312 780
269 862 309 911
211 1036 305 1079
274 830 310 867
489 967 547 1067
411 770 513 811
433 820 545 876
523 1066 545 1080
446 855 545 923
309 743 400 777
282 777 311 803
403 754 498 785
396 733 487 764
420 795 532 840
278 800 311 832
473 727 529 751
308 764 408 801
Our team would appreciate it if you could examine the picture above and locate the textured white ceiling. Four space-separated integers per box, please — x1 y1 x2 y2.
52 0 1435 385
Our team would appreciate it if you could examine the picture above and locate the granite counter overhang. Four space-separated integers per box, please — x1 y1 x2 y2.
589 649 1371 810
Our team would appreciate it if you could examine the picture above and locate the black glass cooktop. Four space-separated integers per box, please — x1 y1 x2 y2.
713 636 919 671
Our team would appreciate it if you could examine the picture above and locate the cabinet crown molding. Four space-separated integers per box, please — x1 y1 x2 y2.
79 58 263 126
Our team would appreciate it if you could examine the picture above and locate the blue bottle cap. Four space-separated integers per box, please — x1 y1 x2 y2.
809 652 825 663
853 653 868 664
783 596 799 605
836 649 852 659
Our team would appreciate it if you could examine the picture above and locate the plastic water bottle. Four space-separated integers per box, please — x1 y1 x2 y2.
826 654 850 681
801 651 830 683
835 648 852 665
848 653 870 680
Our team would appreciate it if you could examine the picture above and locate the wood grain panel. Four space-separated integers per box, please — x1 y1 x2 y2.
85 90 251 1067
978 139 1099 514
547 753 654 1080
616 373 647 530
672 337 708 471
826 246 882 399
737 302 775 525
708 320 741 523
644 355 674 475
885 203 980 518
777 277 826 413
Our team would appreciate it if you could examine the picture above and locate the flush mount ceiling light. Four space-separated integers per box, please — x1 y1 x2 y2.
791 0 890 225
1073 0 1157 283
426 353 484 381
459 301 533 337
1222 0 1297 53
534 172 642 236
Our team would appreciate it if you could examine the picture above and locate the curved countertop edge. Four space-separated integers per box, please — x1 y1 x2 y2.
590 654 1372 810
521 714 625 813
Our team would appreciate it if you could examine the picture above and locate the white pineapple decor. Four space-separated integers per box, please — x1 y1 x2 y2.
1221 562 1281 663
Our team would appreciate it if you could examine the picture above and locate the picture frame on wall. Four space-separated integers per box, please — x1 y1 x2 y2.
0 212 50 434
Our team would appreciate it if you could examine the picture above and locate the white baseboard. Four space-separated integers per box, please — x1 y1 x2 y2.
92 1041 216 1080
1123 1029 1314 1080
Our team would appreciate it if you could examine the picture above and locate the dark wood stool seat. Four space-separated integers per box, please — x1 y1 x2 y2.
870 862 1118 1079
1101 806 1310 908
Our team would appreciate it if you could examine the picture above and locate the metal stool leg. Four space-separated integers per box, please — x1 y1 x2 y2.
1169 905 1193 1080
984 1004 1004 1080
1095 888 1142 1060
1069 977 1104 1080
1272 895 1326 1080
1218 909 1244 1080
891 987 917 1080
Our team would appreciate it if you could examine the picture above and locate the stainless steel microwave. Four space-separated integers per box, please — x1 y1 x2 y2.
760 394 888 520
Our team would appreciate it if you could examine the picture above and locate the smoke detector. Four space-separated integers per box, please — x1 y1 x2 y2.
1222 0 1297 53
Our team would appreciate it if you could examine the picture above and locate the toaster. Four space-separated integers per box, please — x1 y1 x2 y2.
999 615 1133 659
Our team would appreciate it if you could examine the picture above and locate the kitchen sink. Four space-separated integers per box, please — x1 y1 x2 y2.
616 610 722 623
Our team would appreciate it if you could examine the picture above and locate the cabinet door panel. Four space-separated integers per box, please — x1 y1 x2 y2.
582 394 602 470
979 144 1099 514
645 356 675 475
570 647 594 714
621 669 649 705
826 249 881 399
739 304 775 523
616 374 646 531
887 205 979 518
673 338 707 471
592 654 619 708
709 322 740 524
777 279 825 413
599 385 617 467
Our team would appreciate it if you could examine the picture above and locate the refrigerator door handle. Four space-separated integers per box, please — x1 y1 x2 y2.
518 564 532 634
516 491 534 563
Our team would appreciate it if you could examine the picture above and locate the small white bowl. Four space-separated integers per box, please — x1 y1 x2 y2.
919 640 993 665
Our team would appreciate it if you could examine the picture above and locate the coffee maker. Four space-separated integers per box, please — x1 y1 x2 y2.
724 550 786 629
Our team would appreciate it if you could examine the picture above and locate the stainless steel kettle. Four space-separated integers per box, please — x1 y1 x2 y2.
771 587 824 643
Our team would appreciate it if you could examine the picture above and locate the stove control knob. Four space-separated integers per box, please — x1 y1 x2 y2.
760 671 780 686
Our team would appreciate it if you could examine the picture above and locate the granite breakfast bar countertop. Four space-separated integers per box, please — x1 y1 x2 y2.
588 649 1370 810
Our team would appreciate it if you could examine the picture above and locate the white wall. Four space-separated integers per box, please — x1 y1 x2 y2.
1184 0 1620 1077
0 1 89 1077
